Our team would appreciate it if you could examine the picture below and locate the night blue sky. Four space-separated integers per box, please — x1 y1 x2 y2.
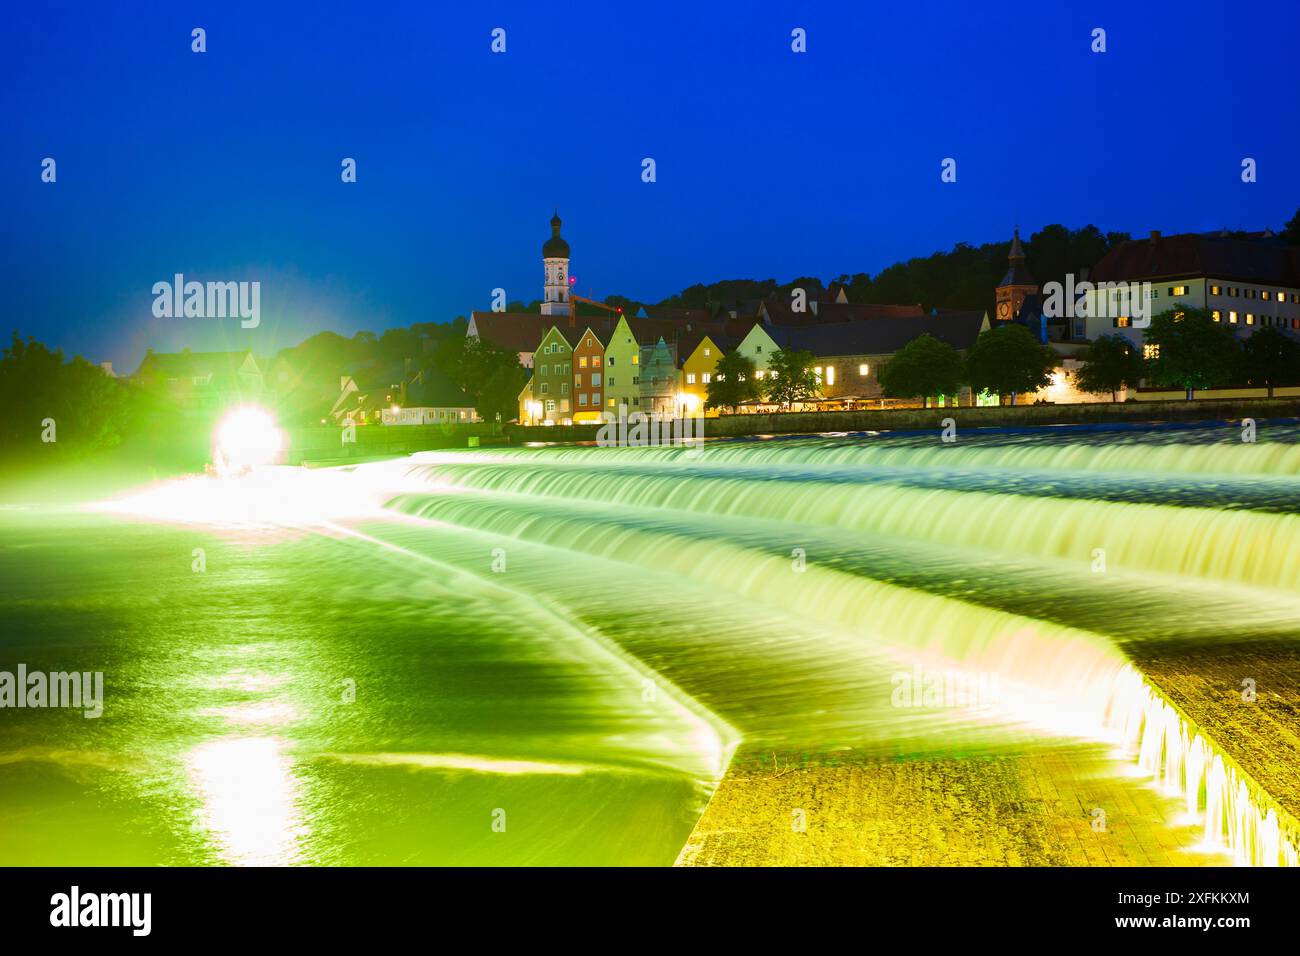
4 0 1298 371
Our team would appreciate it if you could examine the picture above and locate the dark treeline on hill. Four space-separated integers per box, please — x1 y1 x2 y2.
659 225 1134 314
492 224 1162 317
440 212 1300 321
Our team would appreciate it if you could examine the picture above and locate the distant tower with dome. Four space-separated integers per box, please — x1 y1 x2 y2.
541 210 571 316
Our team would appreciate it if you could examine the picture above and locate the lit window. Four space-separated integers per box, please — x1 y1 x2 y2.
579 356 588 368
703 348 711 357
1229 311 1239 323
1143 344 1160 360
859 364 869 376
1262 291 1272 301
825 366 835 385
814 366 823 380
1114 316 1131 328
1170 285 1188 296
1246 313 1255 325
1212 310 1221 322
701 372 711 384
632 355 639 365
607 398 615 407
686 372 696 384
1210 285 1221 295
755 370 765 379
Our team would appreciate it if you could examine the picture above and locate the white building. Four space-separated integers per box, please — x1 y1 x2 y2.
1082 230 1300 351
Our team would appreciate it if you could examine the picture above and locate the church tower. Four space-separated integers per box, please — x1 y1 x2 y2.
995 226 1038 321
541 210 571 317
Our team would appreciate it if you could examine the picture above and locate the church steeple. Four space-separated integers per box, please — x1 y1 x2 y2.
1008 225 1025 262
541 209 571 316
995 225 1038 321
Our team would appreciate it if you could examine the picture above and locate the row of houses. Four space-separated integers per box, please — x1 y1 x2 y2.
469 297 992 425
125 216 1300 429
479 216 1300 423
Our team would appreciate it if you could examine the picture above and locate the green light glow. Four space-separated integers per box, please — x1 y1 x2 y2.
213 406 284 475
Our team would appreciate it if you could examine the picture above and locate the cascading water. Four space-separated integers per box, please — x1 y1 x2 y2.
30 422 1297 866
1106 668 1300 867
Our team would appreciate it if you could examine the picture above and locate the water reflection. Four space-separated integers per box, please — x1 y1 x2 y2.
186 735 306 866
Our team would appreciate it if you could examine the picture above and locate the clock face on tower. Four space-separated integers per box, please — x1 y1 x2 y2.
998 302 1010 317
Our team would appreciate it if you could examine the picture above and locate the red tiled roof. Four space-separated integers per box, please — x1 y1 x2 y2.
639 306 714 324
468 312 556 353
762 300 925 325
1090 234 1300 287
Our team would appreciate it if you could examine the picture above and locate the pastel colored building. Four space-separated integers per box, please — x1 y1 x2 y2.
678 334 727 417
638 338 680 418
532 325 575 424
601 314 643 418
571 326 607 424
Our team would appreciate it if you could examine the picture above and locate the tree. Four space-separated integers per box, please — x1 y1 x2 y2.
0 333 135 463
762 349 820 408
435 335 526 422
1240 327 1300 397
877 333 964 407
705 351 761 412
1284 207 1300 246
1143 308 1239 400
1075 334 1145 402
962 324 1058 405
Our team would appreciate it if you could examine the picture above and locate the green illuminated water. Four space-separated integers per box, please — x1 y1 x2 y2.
2 424 1298 865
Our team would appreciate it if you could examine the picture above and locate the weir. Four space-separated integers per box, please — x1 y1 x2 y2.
1108 668 1300 867
79 424 1300 866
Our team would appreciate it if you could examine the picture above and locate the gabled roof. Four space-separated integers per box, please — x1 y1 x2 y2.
675 330 726 366
1090 233 1300 287
760 300 925 325
134 348 259 379
469 312 556 353
767 311 989 357
639 306 714 324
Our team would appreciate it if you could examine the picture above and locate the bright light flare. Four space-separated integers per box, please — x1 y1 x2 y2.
214 407 283 475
